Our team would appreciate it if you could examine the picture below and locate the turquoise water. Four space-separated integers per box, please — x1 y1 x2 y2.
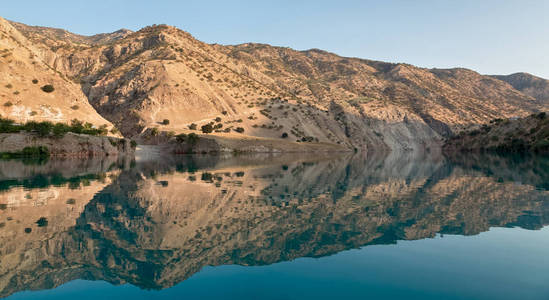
0 152 548 299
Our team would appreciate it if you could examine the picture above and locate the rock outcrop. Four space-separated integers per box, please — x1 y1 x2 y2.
0 132 134 157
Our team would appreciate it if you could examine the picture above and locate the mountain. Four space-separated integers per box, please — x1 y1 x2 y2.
491 72 549 105
3 17 548 152
444 112 549 153
0 18 115 130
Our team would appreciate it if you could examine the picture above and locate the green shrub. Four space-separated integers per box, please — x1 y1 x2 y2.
32 79 38 84
201 124 214 133
162 119 170 125
23 121 53 137
130 140 137 148
41 85 55 93
151 127 159 136
281 132 288 138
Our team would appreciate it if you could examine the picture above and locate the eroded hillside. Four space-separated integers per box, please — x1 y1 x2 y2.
3 18 549 152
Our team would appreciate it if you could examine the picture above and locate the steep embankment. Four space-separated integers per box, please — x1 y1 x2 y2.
444 112 549 153
0 132 134 157
5 18 549 152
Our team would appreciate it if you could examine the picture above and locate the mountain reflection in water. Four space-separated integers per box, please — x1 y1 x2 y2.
0 151 548 298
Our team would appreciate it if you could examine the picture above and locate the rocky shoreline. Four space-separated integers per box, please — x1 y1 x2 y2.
0 132 135 157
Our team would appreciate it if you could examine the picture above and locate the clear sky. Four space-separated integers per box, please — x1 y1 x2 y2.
2 0 548 78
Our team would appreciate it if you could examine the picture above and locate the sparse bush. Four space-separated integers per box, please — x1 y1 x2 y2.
188 123 197 130
234 127 245 133
201 124 214 133
222 111 228 115
32 79 38 84
41 85 55 93
3 101 13 107
5 84 12 89
70 105 79 110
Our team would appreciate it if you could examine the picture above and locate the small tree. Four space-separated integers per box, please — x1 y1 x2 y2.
201 124 213 133
41 85 55 93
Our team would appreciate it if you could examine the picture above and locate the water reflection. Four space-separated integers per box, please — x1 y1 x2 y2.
0 152 548 297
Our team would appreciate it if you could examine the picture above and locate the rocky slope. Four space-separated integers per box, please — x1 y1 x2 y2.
492 72 549 105
0 18 117 131
4 17 549 152
444 112 549 153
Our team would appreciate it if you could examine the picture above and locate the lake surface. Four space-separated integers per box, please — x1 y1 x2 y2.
0 151 549 299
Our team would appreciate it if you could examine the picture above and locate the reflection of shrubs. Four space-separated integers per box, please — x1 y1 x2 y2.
36 217 48 227
201 172 213 182
41 85 55 93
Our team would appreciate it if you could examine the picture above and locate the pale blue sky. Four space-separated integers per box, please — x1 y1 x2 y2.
3 0 548 78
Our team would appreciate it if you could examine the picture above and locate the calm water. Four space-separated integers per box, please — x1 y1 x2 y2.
0 151 549 299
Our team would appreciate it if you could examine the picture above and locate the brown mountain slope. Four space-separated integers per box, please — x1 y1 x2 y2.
0 18 115 130
6 18 549 151
444 112 549 152
491 72 549 105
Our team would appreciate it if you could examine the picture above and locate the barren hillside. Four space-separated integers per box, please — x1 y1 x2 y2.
0 18 116 130
3 17 548 152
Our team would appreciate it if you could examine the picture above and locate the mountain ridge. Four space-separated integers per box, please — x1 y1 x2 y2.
2 17 548 152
